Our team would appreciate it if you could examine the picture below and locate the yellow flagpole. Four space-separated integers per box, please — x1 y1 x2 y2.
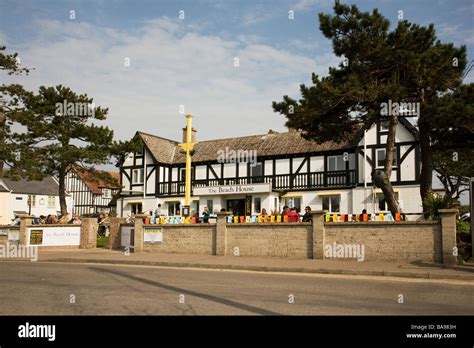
178 114 197 211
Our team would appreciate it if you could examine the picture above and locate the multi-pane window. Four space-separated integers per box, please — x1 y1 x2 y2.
102 189 111 199
132 169 144 184
206 199 213 213
28 195 36 207
47 196 55 208
285 197 301 212
168 201 181 216
327 155 346 171
131 203 142 215
322 195 340 212
376 149 398 169
180 168 193 181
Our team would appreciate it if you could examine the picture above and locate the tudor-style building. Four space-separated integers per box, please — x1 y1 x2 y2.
65 166 120 216
116 119 422 220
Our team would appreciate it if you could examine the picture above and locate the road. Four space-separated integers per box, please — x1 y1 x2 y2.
1 261 473 315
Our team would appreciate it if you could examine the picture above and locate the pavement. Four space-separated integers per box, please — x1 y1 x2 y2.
2 261 474 315
4 248 474 281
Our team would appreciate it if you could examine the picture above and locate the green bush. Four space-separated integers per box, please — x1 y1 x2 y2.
457 220 471 235
456 220 471 262
423 193 453 219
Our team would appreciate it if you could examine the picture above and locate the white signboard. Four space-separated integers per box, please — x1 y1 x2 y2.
27 227 81 246
121 226 134 247
144 227 163 243
8 230 20 241
193 183 271 196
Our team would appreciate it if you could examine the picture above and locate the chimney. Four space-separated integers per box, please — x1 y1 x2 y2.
182 127 197 143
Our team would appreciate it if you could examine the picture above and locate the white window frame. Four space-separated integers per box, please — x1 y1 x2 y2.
321 194 341 213
103 189 111 199
376 148 398 169
327 155 345 171
132 169 144 184
285 197 301 212
47 196 55 208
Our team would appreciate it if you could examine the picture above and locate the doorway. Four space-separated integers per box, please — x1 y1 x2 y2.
227 199 245 215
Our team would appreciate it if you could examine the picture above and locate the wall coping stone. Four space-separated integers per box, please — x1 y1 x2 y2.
324 221 439 226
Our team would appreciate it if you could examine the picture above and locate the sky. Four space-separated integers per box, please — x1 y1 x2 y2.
0 0 473 143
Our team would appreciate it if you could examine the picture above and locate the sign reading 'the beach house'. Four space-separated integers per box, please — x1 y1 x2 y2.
193 183 271 196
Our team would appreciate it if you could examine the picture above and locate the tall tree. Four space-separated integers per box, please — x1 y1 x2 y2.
273 1 467 217
6 85 135 214
431 83 474 200
0 46 31 177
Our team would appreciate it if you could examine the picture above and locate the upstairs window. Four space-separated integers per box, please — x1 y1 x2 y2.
135 144 143 156
376 149 398 169
250 162 263 177
102 189 111 199
180 168 193 181
132 169 144 184
380 120 390 131
327 155 346 171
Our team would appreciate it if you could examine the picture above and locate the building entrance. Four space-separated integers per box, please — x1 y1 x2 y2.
227 199 245 215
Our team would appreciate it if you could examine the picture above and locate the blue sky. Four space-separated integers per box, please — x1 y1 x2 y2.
1 0 473 142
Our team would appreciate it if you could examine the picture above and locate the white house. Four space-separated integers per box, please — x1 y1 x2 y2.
0 175 73 225
116 119 423 220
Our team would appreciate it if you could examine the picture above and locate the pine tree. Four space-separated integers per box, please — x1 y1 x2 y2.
273 2 467 217
0 46 31 177
5 85 135 214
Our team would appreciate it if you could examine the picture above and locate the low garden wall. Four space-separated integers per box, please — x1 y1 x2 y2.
10 216 99 250
110 209 458 264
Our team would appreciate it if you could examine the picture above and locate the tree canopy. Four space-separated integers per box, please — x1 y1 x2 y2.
273 1 469 216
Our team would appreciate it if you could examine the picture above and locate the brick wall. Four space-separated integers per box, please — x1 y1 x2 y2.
120 210 457 264
324 221 441 262
225 224 311 259
143 225 214 254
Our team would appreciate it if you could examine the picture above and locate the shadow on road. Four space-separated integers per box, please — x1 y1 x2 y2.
89 266 280 315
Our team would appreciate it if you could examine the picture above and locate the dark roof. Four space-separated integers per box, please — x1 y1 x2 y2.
0 183 9 192
137 120 418 165
74 167 120 194
2 176 60 195
138 130 355 165
108 193 120 207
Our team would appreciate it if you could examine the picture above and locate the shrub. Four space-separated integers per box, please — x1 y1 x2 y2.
423 193 454 219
